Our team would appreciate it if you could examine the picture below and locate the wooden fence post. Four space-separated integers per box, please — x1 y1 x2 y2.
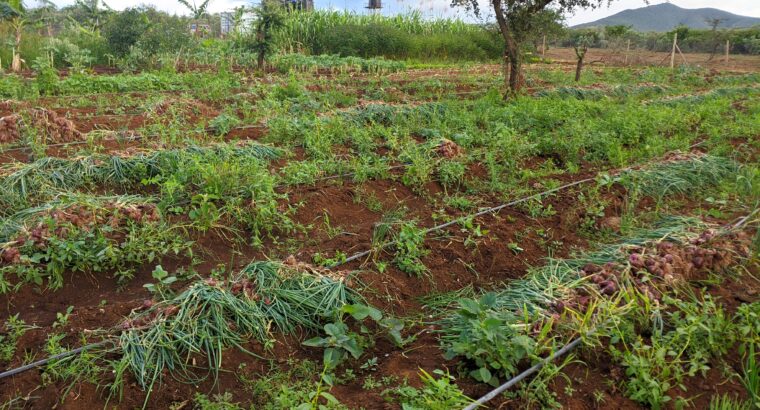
725 39 730 64
670 32 678 69
542 35 546 56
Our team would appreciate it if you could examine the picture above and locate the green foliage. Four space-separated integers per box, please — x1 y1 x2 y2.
112 261 358 402
741 342 760 408
192 392 243 410
143 265 177 299
709 395 751 410
384 369 473 410
102 8 150 57
0 74 36 99
437 160 466 189
441 293 537 386
303 303 407 375
611 295 736 409
32 57 60 96
0 196 193 291
272 10 500 61
392 221 429 277
208 113 241 136
303 321 365 371
0 314 32 362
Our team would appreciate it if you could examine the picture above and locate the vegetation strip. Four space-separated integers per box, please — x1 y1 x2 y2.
0 123 269 155
463 212 758 409
331 148 714 268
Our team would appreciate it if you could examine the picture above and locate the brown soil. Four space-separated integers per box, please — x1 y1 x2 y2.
544 47 760 73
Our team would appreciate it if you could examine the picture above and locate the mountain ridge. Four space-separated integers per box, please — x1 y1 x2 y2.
573 3 760 32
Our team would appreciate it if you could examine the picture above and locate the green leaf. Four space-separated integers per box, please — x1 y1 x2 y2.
324 322 345 337
475 367 492 383
459 298 481 315
302 336 326 347
320 392 340 404
480 292 497 308
341 304 382 321
321 372 335 387
343 338 363 359
151 265 168 280
323 347 343 369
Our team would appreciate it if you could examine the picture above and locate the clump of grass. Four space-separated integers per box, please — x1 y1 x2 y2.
652 86 760 106
0 141 283 211
111 261 358 403
617 154 740 200
709 394 751 410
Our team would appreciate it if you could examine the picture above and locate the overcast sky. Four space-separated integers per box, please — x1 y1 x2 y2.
43 0 760 26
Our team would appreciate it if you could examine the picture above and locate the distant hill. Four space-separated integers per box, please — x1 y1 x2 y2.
573 3 760 32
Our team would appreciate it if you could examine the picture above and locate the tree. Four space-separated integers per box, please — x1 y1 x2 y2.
0 0 25 72
604 24 630 40
251 0 284 69
102 7 150 56
27 0 57 37
529 10 565 54
230 5 246 36
705 18 724 61
177 0 211 20
450 0 613 94
573 33 597 81
72 0 112 33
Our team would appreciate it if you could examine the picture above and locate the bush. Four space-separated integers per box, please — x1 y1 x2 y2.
136 8 192 55
103 8 150 57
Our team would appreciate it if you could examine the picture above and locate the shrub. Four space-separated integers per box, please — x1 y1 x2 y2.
103 8 151 57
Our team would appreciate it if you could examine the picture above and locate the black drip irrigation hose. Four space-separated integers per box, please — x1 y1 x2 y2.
333 140 709 268
463 337 584 410
331 177 594 268
0 340 112 380
0 143 710 381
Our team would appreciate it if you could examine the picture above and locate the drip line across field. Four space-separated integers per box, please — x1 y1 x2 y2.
332 141 706 268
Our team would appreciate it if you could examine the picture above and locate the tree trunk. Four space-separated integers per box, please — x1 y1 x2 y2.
256 28 266 69
574 56 584 82
574 45 587 82
492 0 523 94
508 52 522 90
502 51 509 93
257 51 265 70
